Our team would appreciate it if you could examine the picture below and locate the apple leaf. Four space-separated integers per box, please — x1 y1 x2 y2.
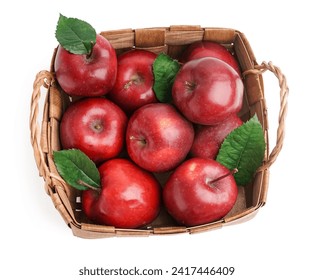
216 115 266 186
55 14 96 55
53 149 100 191
153 53 181 103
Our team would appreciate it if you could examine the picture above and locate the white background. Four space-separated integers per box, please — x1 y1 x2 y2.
1 0 313 279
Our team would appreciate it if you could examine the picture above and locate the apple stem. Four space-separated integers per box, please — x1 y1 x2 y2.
86 41 95 59
129 135 147 146
185 80 196 91
77 179 101 193
208 168 238 185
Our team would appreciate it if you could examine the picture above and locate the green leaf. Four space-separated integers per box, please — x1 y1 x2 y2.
216 115 266 186
153 53 181 103
53 149 100 191
55 14 96 55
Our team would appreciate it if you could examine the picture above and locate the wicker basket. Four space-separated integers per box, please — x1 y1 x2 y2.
30 26 288 238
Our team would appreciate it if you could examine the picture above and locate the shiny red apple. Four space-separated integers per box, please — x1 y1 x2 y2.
172 57 244 125
163 158 238 226
190 114 243 159
60 97 127 164
54 34 117 97
82 158 161 228
126 103 194 173
180 41 241 74
108 49 158 113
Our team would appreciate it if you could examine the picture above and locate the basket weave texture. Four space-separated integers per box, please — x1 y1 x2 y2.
30 26 288 238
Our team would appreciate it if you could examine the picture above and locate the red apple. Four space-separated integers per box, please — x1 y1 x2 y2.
163 158 238 226
108 49 158 113
126 103 194 173
190 114 243 159
180 41 241 74
82 158 161 228
60 97 127 164
172 57 244 125
54 34 117 97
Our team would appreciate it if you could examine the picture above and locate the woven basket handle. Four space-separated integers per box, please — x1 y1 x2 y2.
243 62 289 170
30 70 55 184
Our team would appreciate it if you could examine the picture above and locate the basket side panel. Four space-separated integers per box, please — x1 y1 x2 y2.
234 31 269 209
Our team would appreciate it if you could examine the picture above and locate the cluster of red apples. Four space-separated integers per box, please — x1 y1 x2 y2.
55 34 245 229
